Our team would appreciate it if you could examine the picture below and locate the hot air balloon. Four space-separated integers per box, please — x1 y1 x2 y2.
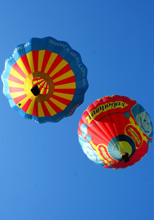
2 37 88 123
78 95 153 169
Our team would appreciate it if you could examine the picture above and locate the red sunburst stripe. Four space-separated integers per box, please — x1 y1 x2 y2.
21 54 32 74
8 74 24 85
41 102 52 117
32 51 39 72
54 88 76 94
22 99 32 112
33 77 42 80
13 94 27 104
43 89 48 95
9 87 24 93
47 55 63 75
54 76 75 86
52 94 71 105
32 102 38 117
41 50 52 72
52 64 71 80
47 99 62 113
12 63 27 78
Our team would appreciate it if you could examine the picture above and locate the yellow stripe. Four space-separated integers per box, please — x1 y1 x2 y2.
33 79 43 83
10 91 25 99
44 101 57 116
53 92 73 101
44 82 48 88
39 81 45 87
49 59 68 77
44 53 58 73
54 82 76 89
40 87 45 95
38 102 45 117
53 70 74 83
26 100 35 115
16 58 29 76
26 51 34 73
10 68 25 82
8 81 24 88
38 50 45 71
49 97 66 110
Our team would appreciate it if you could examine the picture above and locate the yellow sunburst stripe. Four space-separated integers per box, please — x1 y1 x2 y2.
49 59 68 77
16 57 29 77
44 52 58 73
26 51 34 73
10 91 25 99
8 81 24 88
53 92 73 101
44 101 57 116
17 96 29 108
53 70 74 83
26 100 35 115
33 79 44 83
40 87 45 94
49 97 66 110
38 102 45 117
54 82 76 89
38 50 45 71
44 82 48 89
10 68 25 82
39 81 46 87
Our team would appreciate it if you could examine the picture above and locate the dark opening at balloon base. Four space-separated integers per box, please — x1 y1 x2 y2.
121 152 129 163
31 85 40 96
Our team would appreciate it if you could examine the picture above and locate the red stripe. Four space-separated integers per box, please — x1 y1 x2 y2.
54 76 75 86
22 99 32 112
47 99 62 113
41 102 52 117
8 74 24 85
52 64 71 80
43 89 48 95
13 94 27 104
52 94 71 105
9 87 24 93
20 54 31 74
32 51 39 72
47 55 63 75
33 77 42 80
41 50 52 72
33 102 38 117
54 88 76 94
12 63 27 78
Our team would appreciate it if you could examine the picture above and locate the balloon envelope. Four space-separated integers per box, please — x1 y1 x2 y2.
2 37 88 123
78 95 153 169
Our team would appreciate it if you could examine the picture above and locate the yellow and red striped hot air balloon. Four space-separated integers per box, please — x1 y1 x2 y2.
2 37 88 123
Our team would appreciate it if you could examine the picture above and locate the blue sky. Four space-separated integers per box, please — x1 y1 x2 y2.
0 0 154 219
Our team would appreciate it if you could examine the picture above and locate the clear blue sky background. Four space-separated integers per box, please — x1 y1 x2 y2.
0 1 154 220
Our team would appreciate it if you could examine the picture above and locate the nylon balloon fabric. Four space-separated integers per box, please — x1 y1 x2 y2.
78 95 153 169
2 37 88 123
